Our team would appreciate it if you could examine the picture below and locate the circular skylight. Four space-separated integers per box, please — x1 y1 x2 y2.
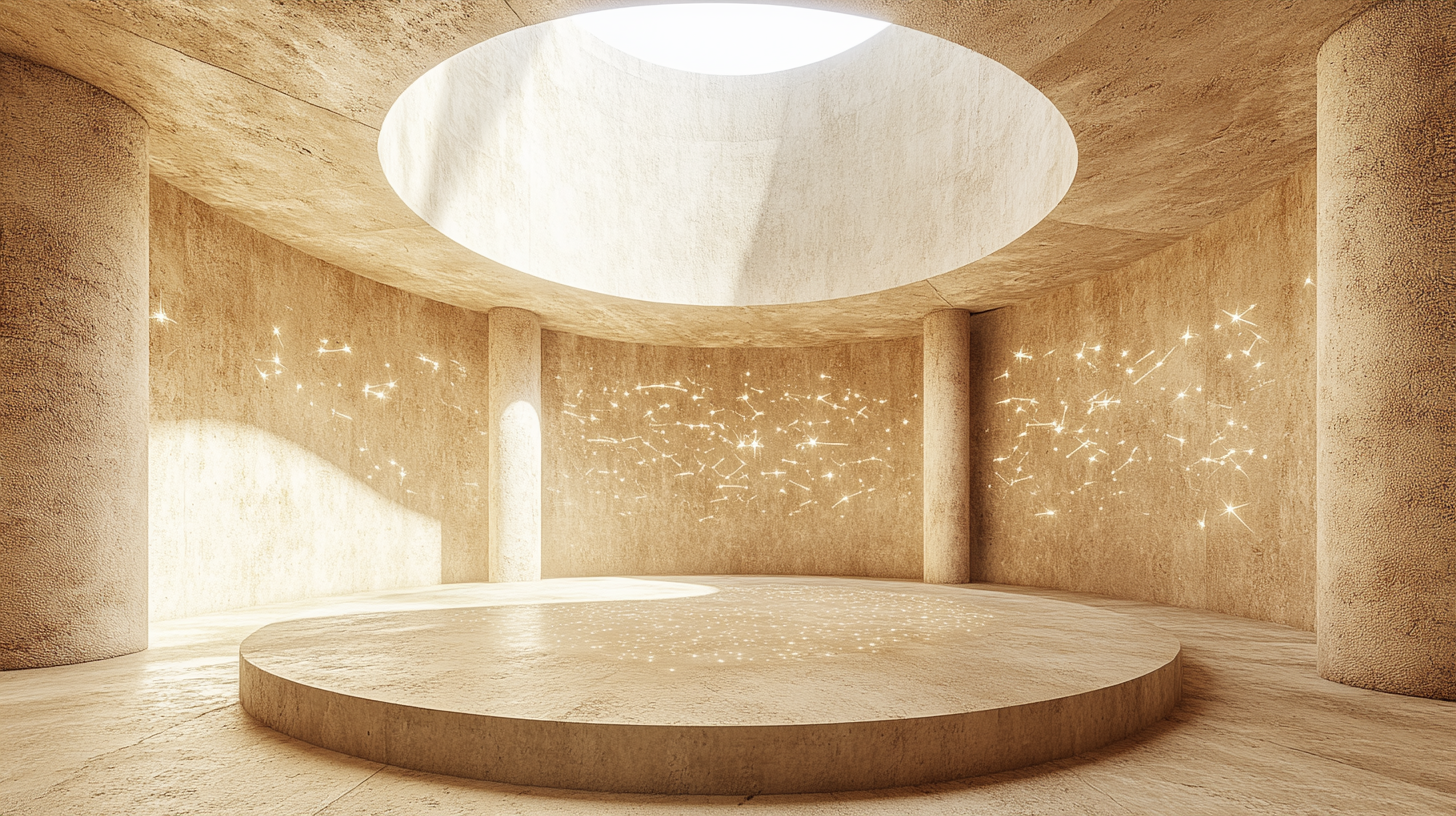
572 3 891 75
378 18 1077 306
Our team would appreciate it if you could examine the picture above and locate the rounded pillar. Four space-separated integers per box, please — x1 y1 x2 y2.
487 307 542 582
923 309 972 584
0 54 149 669
1316 1 1456 700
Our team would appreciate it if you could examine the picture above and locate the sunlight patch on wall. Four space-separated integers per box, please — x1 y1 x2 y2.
149 419 441 621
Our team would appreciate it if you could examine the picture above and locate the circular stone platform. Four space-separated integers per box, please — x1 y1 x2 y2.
239 577 1181 794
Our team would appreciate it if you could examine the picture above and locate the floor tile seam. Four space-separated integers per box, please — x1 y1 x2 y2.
1179 717 1456 795
1258 736 1456 798
18 699 243 804
1066 767 1136 814
310 764 386 816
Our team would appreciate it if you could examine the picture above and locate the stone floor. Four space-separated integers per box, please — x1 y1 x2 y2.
2 578 1453 815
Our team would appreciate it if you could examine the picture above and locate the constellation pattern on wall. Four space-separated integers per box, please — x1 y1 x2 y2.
149 305 488 515
985 303 1280 534
552 363 919 525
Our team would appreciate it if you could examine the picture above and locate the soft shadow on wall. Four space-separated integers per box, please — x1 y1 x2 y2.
147 179 489 621
149 419 440 620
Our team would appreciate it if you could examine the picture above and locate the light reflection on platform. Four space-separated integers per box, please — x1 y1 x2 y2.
239 577 1182 794
241 577 1177 725
463 585 993 664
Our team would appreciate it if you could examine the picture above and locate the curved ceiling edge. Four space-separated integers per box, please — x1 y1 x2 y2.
378 16 1077 308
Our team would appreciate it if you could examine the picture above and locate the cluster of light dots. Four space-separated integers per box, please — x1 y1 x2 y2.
149 307 486 497
554 364 918 522
987 304 1277 534
470 586 993 668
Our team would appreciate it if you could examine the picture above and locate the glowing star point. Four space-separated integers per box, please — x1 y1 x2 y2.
1220 501 1255 533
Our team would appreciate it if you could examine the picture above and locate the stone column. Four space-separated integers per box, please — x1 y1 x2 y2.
923 309 972 584
0 54 149 669
1316 0 1456 700
487 308 542 582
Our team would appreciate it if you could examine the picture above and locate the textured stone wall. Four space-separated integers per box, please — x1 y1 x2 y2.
0 54 150 669
967 163 1318 630
1317 0 1456 699
148 179 489 619
542 334 923 578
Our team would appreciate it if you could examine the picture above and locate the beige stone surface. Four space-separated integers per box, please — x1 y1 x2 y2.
238 577 1179 794
0 1 1378 345
2 581 1452 812
923 310 973 584
148 420 441 621
541 334 922 578
487 308 542 583
966 164 1318 630
0 54 149 669
148 179 490 615
379 21 1076 306
1316 0 1456 701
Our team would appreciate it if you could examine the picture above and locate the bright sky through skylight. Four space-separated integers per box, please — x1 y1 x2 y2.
572 4 891 75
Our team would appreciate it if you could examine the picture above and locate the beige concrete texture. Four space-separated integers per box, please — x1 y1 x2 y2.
1316 0 1456 701
148 179 490 619
923 310 973 584
966 164 1318 631
0 1 1380 345
2 582 1453 812
238 577 1180 795
487 308 542 583
378 21 1076 306
540 334 922 578
0 53 150 669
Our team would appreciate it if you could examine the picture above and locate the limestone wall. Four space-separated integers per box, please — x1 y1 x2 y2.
967 163 1318 630
147 163 1323 629
541 334 923 578
147 179 489 620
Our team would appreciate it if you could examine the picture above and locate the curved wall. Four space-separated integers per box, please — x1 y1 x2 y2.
541 333 923 578
148 179 489 620
146 166 1329 624
379 22 1076 306
0 54 150 669
967 164 1319 630
149 420 440 620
